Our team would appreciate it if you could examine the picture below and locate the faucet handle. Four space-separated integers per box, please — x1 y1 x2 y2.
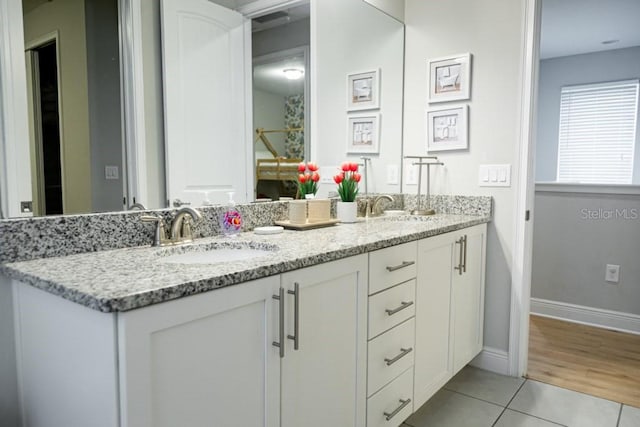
141 215 169 246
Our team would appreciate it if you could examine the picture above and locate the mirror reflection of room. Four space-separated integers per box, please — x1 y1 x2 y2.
251 5 310 201
22 0 123 216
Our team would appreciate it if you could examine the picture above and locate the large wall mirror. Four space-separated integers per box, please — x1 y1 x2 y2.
0 0 404 218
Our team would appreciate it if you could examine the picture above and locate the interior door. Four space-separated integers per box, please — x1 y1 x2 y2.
161 0 251 206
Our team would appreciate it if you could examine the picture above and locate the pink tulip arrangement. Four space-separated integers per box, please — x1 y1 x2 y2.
297 162 320 198
333 162 361 202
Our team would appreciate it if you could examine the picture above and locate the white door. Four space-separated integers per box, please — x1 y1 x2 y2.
118 276 280 427
452 224 486 373
280 255 368 427
161 0 251 207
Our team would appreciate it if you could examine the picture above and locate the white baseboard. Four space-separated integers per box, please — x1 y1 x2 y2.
470 346 510 376
530 298 640 335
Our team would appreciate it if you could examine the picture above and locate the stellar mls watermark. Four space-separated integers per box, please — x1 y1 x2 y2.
580 208 639 220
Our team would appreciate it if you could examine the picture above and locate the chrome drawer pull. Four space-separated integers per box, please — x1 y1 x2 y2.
384 398 411 421
272 287 285 358
386 260 415 272
385 301 414 316
287 283 300 350
384 347 413 366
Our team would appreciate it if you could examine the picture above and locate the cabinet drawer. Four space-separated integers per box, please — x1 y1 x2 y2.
369 280 416 339
367 367 414 427
368 318 415 396
369 242 417 295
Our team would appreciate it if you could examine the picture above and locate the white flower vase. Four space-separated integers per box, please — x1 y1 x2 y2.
337 201 357 223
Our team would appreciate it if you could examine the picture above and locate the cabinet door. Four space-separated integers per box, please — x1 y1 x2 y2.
280 255 368 427
452 224 487 373
118 276 280 427
413 233 454 408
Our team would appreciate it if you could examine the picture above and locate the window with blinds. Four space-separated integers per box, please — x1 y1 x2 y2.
557 80 639 184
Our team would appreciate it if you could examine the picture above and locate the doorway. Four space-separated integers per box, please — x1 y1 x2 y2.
524 0 640 404
28 40 63 215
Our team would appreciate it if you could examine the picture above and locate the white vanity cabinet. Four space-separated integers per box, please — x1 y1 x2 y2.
413 223 487 408
120 254 368 427
280 255 368 427
9 223 487 427
117 276 281 427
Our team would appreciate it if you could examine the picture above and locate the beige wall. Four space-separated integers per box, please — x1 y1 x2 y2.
24 0 91 214
403 0 527 353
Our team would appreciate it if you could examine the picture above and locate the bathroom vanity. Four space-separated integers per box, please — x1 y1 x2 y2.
2 211 488 427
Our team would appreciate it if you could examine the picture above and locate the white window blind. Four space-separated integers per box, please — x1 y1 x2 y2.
557 80 639 184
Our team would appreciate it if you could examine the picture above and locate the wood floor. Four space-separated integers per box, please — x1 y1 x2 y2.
527 314 640 408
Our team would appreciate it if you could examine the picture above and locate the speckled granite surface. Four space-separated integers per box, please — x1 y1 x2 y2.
0 195 490 264
1 214 489 313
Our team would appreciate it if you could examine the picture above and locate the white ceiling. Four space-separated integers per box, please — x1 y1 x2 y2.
253 54 305 97
541 0 640 59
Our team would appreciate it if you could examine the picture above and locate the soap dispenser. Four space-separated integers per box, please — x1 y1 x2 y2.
220 191 242 236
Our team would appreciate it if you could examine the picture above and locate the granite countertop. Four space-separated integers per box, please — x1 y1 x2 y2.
1 214 490 313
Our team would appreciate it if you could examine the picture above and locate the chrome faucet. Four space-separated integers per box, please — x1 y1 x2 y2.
170 206 203 243
141 206 203 246
366 195 394 217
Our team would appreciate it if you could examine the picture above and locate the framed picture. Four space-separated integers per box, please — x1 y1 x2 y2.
428 53 471 103
426 105 468 152
347 69 380 111
347 114 380 153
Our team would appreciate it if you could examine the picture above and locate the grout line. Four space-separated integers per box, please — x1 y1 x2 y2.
491 378 528 427
448 389 508 409
616 404 623 427
508 408 568 426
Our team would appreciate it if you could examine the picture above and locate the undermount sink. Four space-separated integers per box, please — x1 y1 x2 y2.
157 241 279 265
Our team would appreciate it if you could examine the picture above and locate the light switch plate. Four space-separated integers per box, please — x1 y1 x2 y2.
386 164 399 185
105 166 119 180
479 164 511 187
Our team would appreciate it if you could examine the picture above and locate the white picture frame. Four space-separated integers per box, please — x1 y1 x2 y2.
347 69 380 111
347 114 380 154
428 53 471 103
426 105 468 152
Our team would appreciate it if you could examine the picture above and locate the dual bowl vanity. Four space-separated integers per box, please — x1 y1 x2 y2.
1 201 490 427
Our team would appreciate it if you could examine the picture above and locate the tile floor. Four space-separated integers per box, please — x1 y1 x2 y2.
402 366 640 427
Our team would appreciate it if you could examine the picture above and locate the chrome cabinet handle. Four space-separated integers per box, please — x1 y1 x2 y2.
454 237 464 275
384 398 411 421
462 235 468 273
287 283 300 350
272 287 285 358
385 301 414 316
386 260 415 272
384 347 413 366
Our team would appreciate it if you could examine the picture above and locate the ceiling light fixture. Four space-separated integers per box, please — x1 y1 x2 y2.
283 68 304 80
601 39 620 45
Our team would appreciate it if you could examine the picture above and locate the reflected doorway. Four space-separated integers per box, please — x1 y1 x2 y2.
28 40 63 215
251 5 310 201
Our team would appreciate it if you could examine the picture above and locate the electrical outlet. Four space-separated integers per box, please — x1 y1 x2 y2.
605 264 620 283
386 164 399 185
